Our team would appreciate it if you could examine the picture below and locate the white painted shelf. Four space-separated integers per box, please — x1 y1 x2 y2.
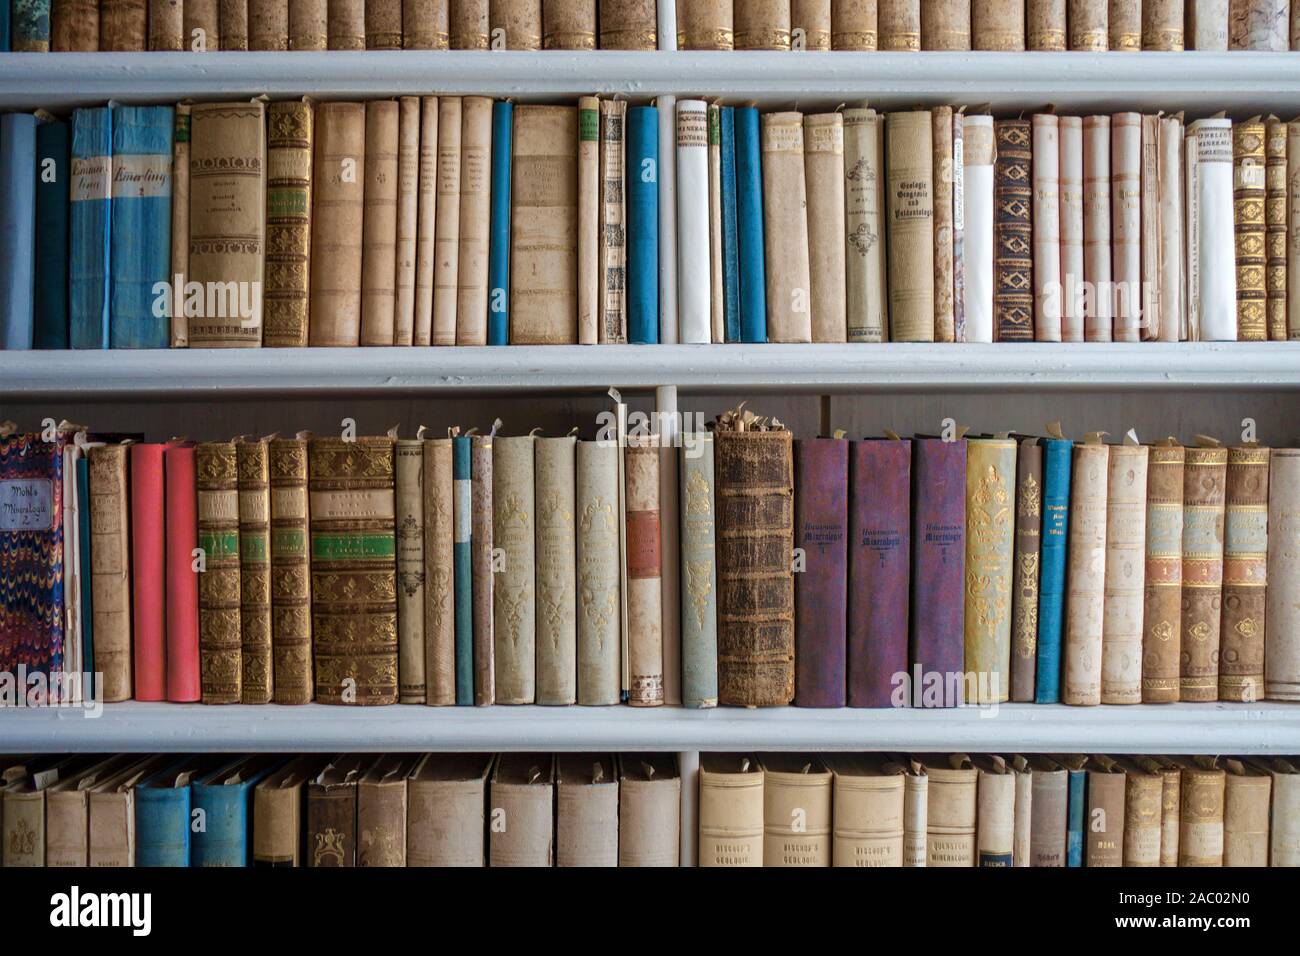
6 342 1300 399
3 702 1297 754
0 51 1298 111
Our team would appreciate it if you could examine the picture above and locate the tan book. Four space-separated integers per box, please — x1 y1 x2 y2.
169 104 191 347
1141 441 1184 703
433 96 463 346
1111 112 1142 341
964 437 1016 704
415 96 439 346
1028 756 1068 866
197 442 242 705
236 438 273 704
825 755 905 867
1180 443 1228 702
252 756 320 866
676 0 733 47
973 0 1026 48
760 112 812 343
1139 114 1161 341
903 759 928 866
100 0 148 48
879 0 921 48
1012 757 1033 867
885 110 935 341
709 103 724 343
1219 445 1269 702
576 439 622 705
1254 757 1299 866
1234 119 1268 342
1179 757 1226 866
490 0 542 47
735 0 792 48
1064 438 1109 706
47 757 130 867
805 112 847 343
1086 755 1126 867
1289 121 1300 340
1082 115 1113 341
973 755 1016 867
1027 0 1067 47
699 754 763 867
309 102 366 346
149 0 184 48
535 435 578 706
490 754 554 866
89 758 162 867
492 435 537 703
599 0 657 48
1059 116 1085 341
359 101 399 346
290 0 329 47
543 0 596 47
931 106 954 342
450 0 489 46
924 755 977 867
1265 117 1287 340
395 439 426 703
365 0 403 47
1100 441 1148 704
617 754 680 867
2 763 61 866
1158 758 1181 865
404 0 450 46
1223 758 1271 866
471 434 495 705
394 97 420 346
555 754 618 867
832 0 879 48
423 437 455 706
328 0 365 47
844 108 888 342
250 0 291 48
264 100 314 347
1068 0 1108 48
599 99 628 343
1266 449 1300 700
1142 0 1185 48
267 437 313 705
184 0 220 48
792 0 831 47
1108 0 1141 47
356 755 415 866
406 754 491 866
457 97 493 346
758 755 831 867
625 433 664 706
579 96 602 345
1158 115 1185 342
921 0 970 49
88 444 133 702
221 0 250 47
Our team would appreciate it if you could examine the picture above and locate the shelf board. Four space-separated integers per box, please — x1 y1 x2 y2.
4 701 1297 754
5 342 1299 400
0 50 1298 111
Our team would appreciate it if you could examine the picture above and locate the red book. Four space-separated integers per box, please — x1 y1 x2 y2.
130 443 167 700
165 443 200 702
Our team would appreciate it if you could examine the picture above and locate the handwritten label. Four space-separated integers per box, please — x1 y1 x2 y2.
0 479 54 532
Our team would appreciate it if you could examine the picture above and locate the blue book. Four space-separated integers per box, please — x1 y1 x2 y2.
626 105 658 345
136 760 206 867
1034 437 1073 703
190 756 281 867
34 115 69 349
0 0 9 49
487 100 513 346
453 435 473 705
69 107 112 350
1066 765 1086 867
734 106 767 343
11 0 50 50
0 113 37 350
719 106 741 343
109 105 172 349
77 456 93 697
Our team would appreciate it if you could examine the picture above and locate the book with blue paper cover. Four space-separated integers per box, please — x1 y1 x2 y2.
488 100 513 346
69 107 112 350
626 105 658 344
0 113 37 350
734 106 766 343
1034 436 1073 703
191 755 283 867
135 758 213 867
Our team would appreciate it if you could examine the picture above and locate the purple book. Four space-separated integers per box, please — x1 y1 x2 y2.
794 437 848 708
910 438 967 707
848 439 911 707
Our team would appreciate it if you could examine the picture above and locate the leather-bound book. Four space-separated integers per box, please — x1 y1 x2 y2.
268 436 313 705
1142 0 1184 47
1082 115 1113 341
911 438 966 706
433 97 462 346
681 431 719 709
309 102 366 346
1063 438 1108 706
932 106 955 342
471 433 496 705
1234 119 1268 341
699 754 764 867
964 438 1016 703
1100 441 1148 704
1084 755 1126 866
457 97 493 346
1255 757 1299 866
1108 0 1140 47
237 439 273 704
250 0 291 47
543 0 596 47
533 436 577 705
1180 444 1227 702
309 437 398 706
52 0 99 49
716 419 795 707
760 755 832 867
963 114 995 342
735 0 792 48
328 0 365 46
1027 0 1066 47
424 436 455 705
1178 758 1226 866
924 755 977 867
844 108 887 342
576 439 621 705
1010 438 1042 702
1111 112 1142 341
450 0 489 45
625 434 664 706
290 0 329 46
974 755 1016 866
555 754 618 867
617 754 680 867
794 437 848 708
792 0 831 47
878 0 920 48
490 0 542 47
1068 0 1107 48
100 0 146 48
1265 117 1287 340
185 0 221 48
832 0 878 48
1230 0 1289 49
805 112 847 342
1158 758 1181 866
365 0 403 46
88 444 133 702
993 119 1033 341
599 0 656 48
150 0 185 48
885 110 935 341
676 0 733 48
357 755 415 866
1220 445 1269 702
920 0 970 49
1266 449 1300 700
403 0 450 46
359 101 399 346
196 442 243 705
265 100 314 348
1222 758 1270 866
902 759 928 866
973 0 1026 48
253 756 321 866
1034 436 1072 703
1119 757 1163 866
825 755 905 867
164 444 200 703
490 754 555 867
395 439 426 703
307 756 365 867
1142 441 1184 703
1028 756 1067 866
222 0 251 47
760 112 812 343
407 754 490 866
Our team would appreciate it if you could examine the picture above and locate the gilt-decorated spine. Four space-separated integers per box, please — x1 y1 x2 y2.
1180 447 1228 701
626 434 664 706
237 439 274 704
423 438 455 705
265 100 314 348
197 442 243 705
268 437 313 705
1233 119 1268 341
1141 444 1184 703
1219 445 1269 702
1265 118 1287 340
681 433 719 709
832 0 878 48
1068 0 1107 48
396 439 427 703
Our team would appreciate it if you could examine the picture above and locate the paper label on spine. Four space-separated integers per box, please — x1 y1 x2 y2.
0 478 54 531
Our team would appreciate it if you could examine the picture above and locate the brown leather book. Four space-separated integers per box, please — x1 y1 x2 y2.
932 106 955 342
1234 119 1268 341
404 0 451 46
328 0 366 47
1067 0 1107 49
1141 441 1184 703
149 0 185 48
832 0 878 48
699 754 764 867
52 0 100 49
222 0 251 47
1010 438 1043 702
994 119 1034 342
450 0 489 46
1265 117 1287 340
1142 0 1184 48
677 0 734 48
196 442 243 705
1180 444 1228 702
792 0 831 47
599 0 656 48
366 0 404 46
736 0 792 49
395 439 426 703
1178 757 1226 866
1085 755 1126 866
253 756 321 866
307 756 367 867
490 0 543 47
973 0 1026 48
1108 0 1141 48
88 444 133 702
617 754 681 867
879 0 921 48
490 754 555 867
250 0 291 47
237 438 274 704
357 755 417 866
290 0 329 46
185 0 222 48
1027 0 1066 48
543 0 596 48
407 754 491 866
268 436 313 704
556 754 619 867
1267 449 1300 701
1220 445 1269 702
265 100 315 348
921 0 970 49
100 0 147 49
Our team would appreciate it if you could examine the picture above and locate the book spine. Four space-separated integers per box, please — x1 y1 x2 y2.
578 97 602 345
1029 768 1067 865
1223 769 1271 865
1158 766 1181 865
307 782 356 866
699 768 764 866
130 444 166 701
268 438 313 705
805 112 848 342
976 769 1015 866
1100 444 1149 704
1192 119 1238 340
911 438 967 703
424 438 455 705
843 109 887 343
1181 447 1228 701
169 105 190 347
222 0 251 47
794 438 848 708
719 106 741 342
163 445 200 702
1026 0 1066 47
264 100 314 347
677 0 733 48
135 788 191 867
1111 112 1142 341
1270 768 1300 865
963 439 1017 703
927 767 977 866
403 0 450 46
599 0 655 47
290 0 328 47
1121 771 1162 865
878 0 920 48
972 0 1025 48
1179 767 1225 865
33 118 70 350
89 445 133 701
792 0 831 47
618 767 680 866
903 771 928 865
470 434 495 704
1068 0 1107 48
396 439 426 703
1031 115 1061 341
930 107 954 342
253 780 301 865
1158 116 1184 341
1086 769 1125 866
1082 115 1113 341
575 440 621 704
1009 442 1042 702
358 101 398 346
489 772 555 866
450 0 489 46
960 115 994 341
626 105 660 344
453 435 475 704
1140 114 1161 340
490 0 541 47
1065 768 1085 865
487 100 513 346
12 0 51 49
1234 119 1268 341
735 0 791 48
599 99 628 344
100 0 147 47
680 433 719 708
492 435 537 703
831 775 904 866
734 106 767 343
556 777 619 867
1219 446 1269 701
543 0 595 47
413 96 438 345
1143 0 1184 48
197 442 243 704
885 110 935 341
1231 0 1289 49
832 0 878 48
1058 116 1085 341
183 0 220 46
309 102 366 346
1289 122 1300 338
250 0 290 47
992 118 1033 341
921 0 970 48
1108 0 1140 48
357 777 408 866
407 774 487 865
77 457 94 695
1141 445 1185 703
677 100 712 344
1266 118 1287 340
327 0 365 47
710 110 737 341
625 435 664 705
69 108 112 350
393 97 420 345
456 97 492 346
1267 450 1300 699
365 0 402 46
236 440 273 704
763 768 832 866
51 0 99 48
192 782 257 866
535 436 578 705
846 440 910 707
1063 442 1108 705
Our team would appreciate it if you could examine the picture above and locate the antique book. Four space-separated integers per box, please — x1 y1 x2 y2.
264 100 314 347
1186 118 1238 340
196 442 242 705
932 106 955 342
1100 441 1148 704
309 437 398 706
699 754 764 867
886 111 935 341
450 0 489 45
1108 0 1141 47
1083 115 1113 341
681 431 718 709
1265 117 1287 340
734 0 791 48
1289 121 1300 339
327 0 365 47
805 112 848 342
676 99 711 344
252 756 319 866
69 107 112 350
306 756 365 867
1063 438 1108 706
925 755 977 867
87 758 162 866
487 99 512 345
183 0 220 50
792 438 847 708
760 112 812 343
358 101 399 346
0 114 36 350
431 96 462 346
627 105 660 342
1119 757 1164 866
716 423 795 707
879 0 920 48
268 436 312 705
963 438 1016 704
1010 439 1042 702
577 96 601 344
971 755 1014 866
1179 758 1226 866
758 755 832 867
616 754 680 867
188 102 266 347
1085 755 1126 867
1229 0 1289 48
489 754 555 867
1027 0 1066 47
309 102 366 346
163 444 200 703
221 0 250 47
1058 116 1085 341
290 0 329 46
1157 758 1181 865
676 0 733 48
920 0 970 48
168 105 190 347
911 438 966 706
88 444 132 701
1028 756 1068 866
1219 445 1269 702
471 434 495 705
356 755 415 867
1068 0 1107 48
393 97 419 345
1141 441 1184 703
843 108 888 342
598 99 628 344
249 0 290 48
452 435 474 702
1256 757 1300 866
1140 114 1161 340
1233 119 1268 341
2 762 61 866
363 0 402 46
902 759 928 866
1266 448 1300 700
1143 0 1184 47
489 0 542 48
599 0 656 48
191 756 283 867
456 97 492 346
1222 758 1270 866
963 114 995 342
542 0 595 47
1158 115 1184 342
52 0 99 49
1180 444 1228 702
236 439 273 705
100 0 147 48
791 0 830 46
47 757 129 867
423 437 455 705
832 0 878 48
625 434 663 706
406 754 490 866
555 755 618 867
576 439 622 705
973 0 1025 47
415 97 441 343
395 439 426 704
403 0 449 46
534 436 577 705
491 435 537 704
824 755 904 867
952 111 967 341
734 106 765 343
1112 112 1142 341
993 119 1033 341
32 114 69 350
136 759 211 866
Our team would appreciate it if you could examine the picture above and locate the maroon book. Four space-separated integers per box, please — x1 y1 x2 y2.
848 439 911 707
910 438 967 707
794 438 848 708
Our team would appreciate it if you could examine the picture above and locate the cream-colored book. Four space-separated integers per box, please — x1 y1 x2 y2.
825 755 906 868
309 101 366 346
1140 114 1161 340
535 435 577 706
886 110 936 341
1252 757 1299 866
457 96 493 345
1100 440 1149 704
556 754 618 867
761 111 813 343
1012 755 1033 866
88 444 133 702
394 96 420 345
760 754 832 867
423 436 455 705
406 754 490 866
433 96 462 346
1158 114 1185 341
1032 114 1062 340
576 438 622 705
1059 115 1085 341
1112 112 1142 341
1158 757 1182 866
46 757 129 867
360 100 399 346
492 434 537 704
1223 757 1271 866
903 758 928 866
699 753 764 867
1064 438 1109 706
844 107 888 342
805 112 848 342
924 755 977 867
625 433 663 706
1121 756 1164 866
1289 120 1300 340
677 99 712 344
170 103 191 347
974 755 1015 866
1083 115 1113 341
617 754 681 867
414 95 439 345
1179 757 1226 866
962 114 994 342
488 754 554 867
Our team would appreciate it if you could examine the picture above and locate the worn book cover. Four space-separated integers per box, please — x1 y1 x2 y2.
196 442 242 704
268 436 313 704
616 753 680 866
237 438 273 704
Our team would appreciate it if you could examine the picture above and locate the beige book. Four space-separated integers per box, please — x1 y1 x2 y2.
1069 0 1108 48
699 754 764 867
1158 115 1185 341
394 97 420 346
1265 117 1286 340
89 757 160 867
1158 758 1181 866
903 759 928 866
414 96 438 345
450 0 489 46
170 103 191 347
2 765 60 866
1027 0 1067 47
489 754 554 866
759 755 832 867
1086 755 1126 867
709 103 724 343
1188 0 1229 48
535 435 577 705
576 439 622 705
290 0 328 47
625 433 663 705
1112 112 1142 341
309 101 366 346
931 106 955 342
433 96 462 346
1064 438 1109 706
1059 116 1085 341
1100 441 1148 704
1139 114 1161 339
511 105 579 344
1289 121 1300 339
963 114 995 342
250 757 317 866
88 444 133 702
1181 443 1228 701
489 0 542 48
599 99 628 343
735 0 792 48
974 755 1016 867
1230 0 1290 49
406 754 490 866
1109 0 1141 47
47 757 128 867
493 434 537 704
832 0 879 48
617 754 680 867
578 96 601 345
844 108 888 342
1266 449 1300 700
676 0 734 48
924 755 977 867
357 756 415 867
920 0 970 48
805 112 847 342
424 437 455 706
1121 757 1164 866
1082 115 1113 341
825 755 905 868
1143 0 1185 48
761 112 813 343
1032 114 1062 341
185 0 221 48
1254 757 1300 866
457 96 493 346
236 438 273 704
1012 756 1033 867
222 0 250 47
886 110 936 341
395 439 426 703
359 101 399 346
404 0 451 47
792 0 831 47
964 437 1016 703
556 754 618 867
151 0 185 49
1223 758 1271 866
973 0 1026 48
1179 757 1226 866
879 0 921 48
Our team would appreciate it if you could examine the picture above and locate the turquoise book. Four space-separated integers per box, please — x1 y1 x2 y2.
734 106 766 343
11 0 50 50
136 760 207 867
69 107 112 350
77 456 93 699
487 100 513 347
0 113 37 350
719 106 740 343
1034 437 1072 703
453 434 473 705
34 114 70 349
1066 766 1085 867
190 756 282 867
626 105 658 344
110 105 173 349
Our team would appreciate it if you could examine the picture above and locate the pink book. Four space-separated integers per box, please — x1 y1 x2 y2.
130 443 167 700
165 443 200 701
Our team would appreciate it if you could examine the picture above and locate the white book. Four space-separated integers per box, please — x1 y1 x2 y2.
1032 114 1062 342
1158 115 1185 342
1059 116 1085 342
962 115 994 343
676 100 712 344
1188 118 1237 341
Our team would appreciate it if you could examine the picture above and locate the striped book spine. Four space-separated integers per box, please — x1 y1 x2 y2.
626 105 659 344
719 105 741 342
0 114 37 350
487 100 513 346
735 105 767 343
34 115 70 349
69 107 112 350
453 434 474 704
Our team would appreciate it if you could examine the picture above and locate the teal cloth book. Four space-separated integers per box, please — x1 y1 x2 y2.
680 432 718 708
1066 765 1085 867
11 0 50 50
69 107 112 350
136 760 206 867
0 113 37 350
34 114 70 349
719 105 740 343
1034 437 1072 703
77 455 93 699
190 756 282 867
734 106 766 343
487 100 513 347
110 105 173 349
453 434 473 705
626 105 658 344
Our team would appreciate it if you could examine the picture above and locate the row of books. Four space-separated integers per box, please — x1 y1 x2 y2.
2 99 1297 351
4 750 1299 867
5 413 1300 709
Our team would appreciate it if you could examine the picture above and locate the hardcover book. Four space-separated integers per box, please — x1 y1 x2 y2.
924 754 977 867
131 443 166 701
69 107 112 350
556 754 619 867
34 115 70 350
626 105 660 343
625 433 664 706
237 439 273 704
699 754 764 867
191 756 281 866
911 438 966 706
492 435 537 703
794 437 848 708
109 105 172 349
268 436 313 704
164 443 200 703
1142 441 1184 703
576 438 622 705
196 442 242 704
964 438 1016 703
1266 448 1300 700
423 436 455 705
307 755 365 867
760 754 832 867
1180 444 1228 701
1219 445 1269 701
1100 441 1149 704
489 754 555 867
251 756 318 866
264 100 314 347
617 753 680 866
1010 439 1043 702
680 431 719 709
825 755 906 867
88 443 132 700
406 753 491 866
357 754 418 866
